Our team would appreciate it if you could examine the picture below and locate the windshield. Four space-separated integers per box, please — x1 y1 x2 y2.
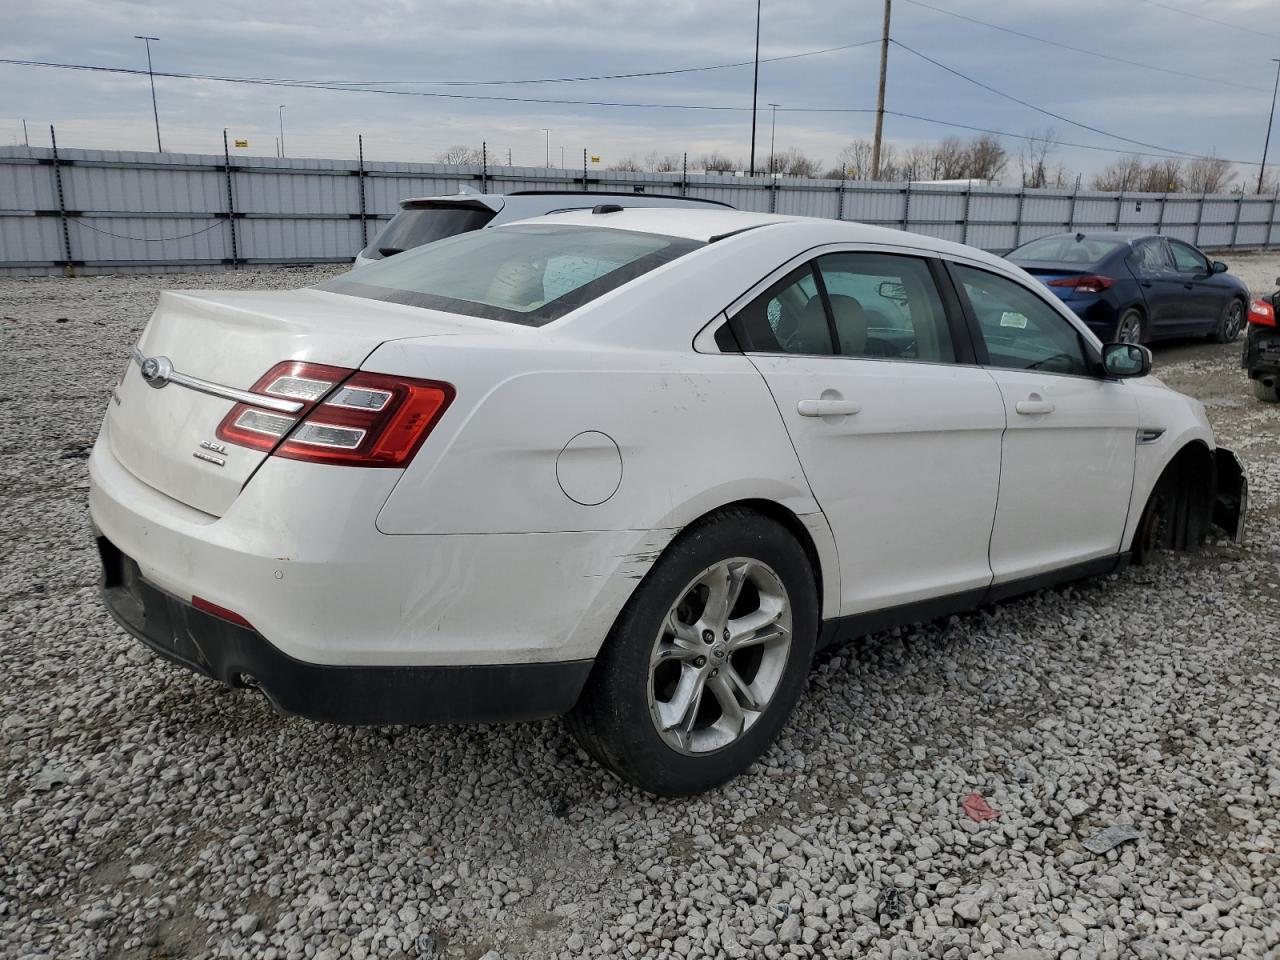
324 223 704 326
1008 235 1125 264
363 203 498 259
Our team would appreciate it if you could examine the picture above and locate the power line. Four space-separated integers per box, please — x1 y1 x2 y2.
309 40 881 86
884 110 1252 165
891 39 1218 161
0 59 760 110
899 0 1268 93
1135 0 1280 42
3 55 1263 165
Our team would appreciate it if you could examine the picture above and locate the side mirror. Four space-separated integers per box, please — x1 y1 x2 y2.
1101 342 1152 378
1212 260 1228 274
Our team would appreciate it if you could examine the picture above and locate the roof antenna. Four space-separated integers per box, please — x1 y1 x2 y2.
1075 231 1086 242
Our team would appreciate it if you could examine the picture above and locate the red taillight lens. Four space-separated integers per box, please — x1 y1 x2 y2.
216 361 354 452
216 362 454 468
275 371 453 467
1047 274 1115 295
1248 299 1276 328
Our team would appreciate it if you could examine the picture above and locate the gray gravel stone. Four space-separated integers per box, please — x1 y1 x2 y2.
2 265 1279 958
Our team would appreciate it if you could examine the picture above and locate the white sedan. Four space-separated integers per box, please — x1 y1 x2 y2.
89 207 1246 796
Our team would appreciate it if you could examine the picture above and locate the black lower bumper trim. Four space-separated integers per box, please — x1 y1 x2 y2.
97 537 592 725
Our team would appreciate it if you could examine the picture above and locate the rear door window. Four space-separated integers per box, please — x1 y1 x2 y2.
815 252 955 363
1127 238 1172 277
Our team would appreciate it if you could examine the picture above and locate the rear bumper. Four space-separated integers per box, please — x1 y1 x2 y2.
1244 326 1280 378
88 430 662 667
99 536 592 724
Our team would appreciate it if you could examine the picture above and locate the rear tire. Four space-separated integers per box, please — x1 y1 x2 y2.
1251 377 1280 403
566 508 818 797
1114 308 1145 345
1211 298 1245 344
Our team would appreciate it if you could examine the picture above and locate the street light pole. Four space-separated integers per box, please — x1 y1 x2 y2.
749 0 761 175
1258 59 1280 194
278 105 287 158
768 103 779 175
134 35 162 152
542 128 551 167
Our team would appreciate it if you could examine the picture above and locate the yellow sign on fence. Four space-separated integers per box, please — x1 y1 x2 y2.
234 139 249 148
590 155 601 164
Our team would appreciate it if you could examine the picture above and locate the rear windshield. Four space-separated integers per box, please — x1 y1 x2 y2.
323 223 704 326
1008 235 1125 264
364 203 498 259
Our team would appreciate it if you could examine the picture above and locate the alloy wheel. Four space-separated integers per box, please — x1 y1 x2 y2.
1117 312 1142 344
1224 301 1244 342
647 558 792 755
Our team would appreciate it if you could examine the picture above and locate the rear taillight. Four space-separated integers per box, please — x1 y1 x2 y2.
216 362 453 468
1248 299 1276 328
1048 275 1115 295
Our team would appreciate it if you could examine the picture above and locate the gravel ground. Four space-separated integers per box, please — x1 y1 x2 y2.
2 259 1279 960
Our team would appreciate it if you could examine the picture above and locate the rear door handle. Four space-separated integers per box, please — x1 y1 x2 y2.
797 399 862 418
1015 397 1055 415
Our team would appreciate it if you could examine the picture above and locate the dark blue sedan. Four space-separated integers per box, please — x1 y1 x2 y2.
1006 232 1250 345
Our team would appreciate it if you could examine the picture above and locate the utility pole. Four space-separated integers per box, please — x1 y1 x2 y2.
1259 59 1280 194
560 145 565 169
22 119 28 147
542 128 551 167
870 0 891 180
278 105 287 158
749 0 761 175
134 35 162 152
768 103 779 175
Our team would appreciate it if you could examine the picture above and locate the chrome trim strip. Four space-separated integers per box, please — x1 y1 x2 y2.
130 347 304 415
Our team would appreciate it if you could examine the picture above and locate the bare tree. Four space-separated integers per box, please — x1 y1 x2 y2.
933 137 969 180
1018 129 1058 188
606 156 643 172
1183 155 1233 193
772 147 822 178
897 144 935 182
435 144 483 165
642 151 683 172
836 139 875 179
965 134 1007 181
697 152 739 173
1091 156 1147 191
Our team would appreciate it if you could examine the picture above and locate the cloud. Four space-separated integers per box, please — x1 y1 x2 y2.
2 0 1278 183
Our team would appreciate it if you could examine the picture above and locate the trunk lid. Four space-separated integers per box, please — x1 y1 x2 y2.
106 288 487 516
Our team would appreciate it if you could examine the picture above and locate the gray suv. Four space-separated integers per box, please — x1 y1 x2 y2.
354 190 732 266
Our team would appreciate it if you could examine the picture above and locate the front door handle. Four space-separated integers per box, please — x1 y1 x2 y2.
1015 395 1055 415
797 398 862 418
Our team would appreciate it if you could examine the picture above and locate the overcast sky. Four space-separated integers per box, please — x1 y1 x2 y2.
3 0 1280 184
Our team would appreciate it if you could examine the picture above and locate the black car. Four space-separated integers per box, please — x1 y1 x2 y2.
1244 284 1280 402
1006 232 1250 345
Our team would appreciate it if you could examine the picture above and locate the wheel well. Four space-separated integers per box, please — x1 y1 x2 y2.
686 499 825 619
1134 440 1215 561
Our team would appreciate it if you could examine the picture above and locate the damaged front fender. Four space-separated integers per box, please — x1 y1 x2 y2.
1213 447 1247 543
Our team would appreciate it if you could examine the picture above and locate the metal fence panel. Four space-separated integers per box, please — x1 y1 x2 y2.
2 144 1278 276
